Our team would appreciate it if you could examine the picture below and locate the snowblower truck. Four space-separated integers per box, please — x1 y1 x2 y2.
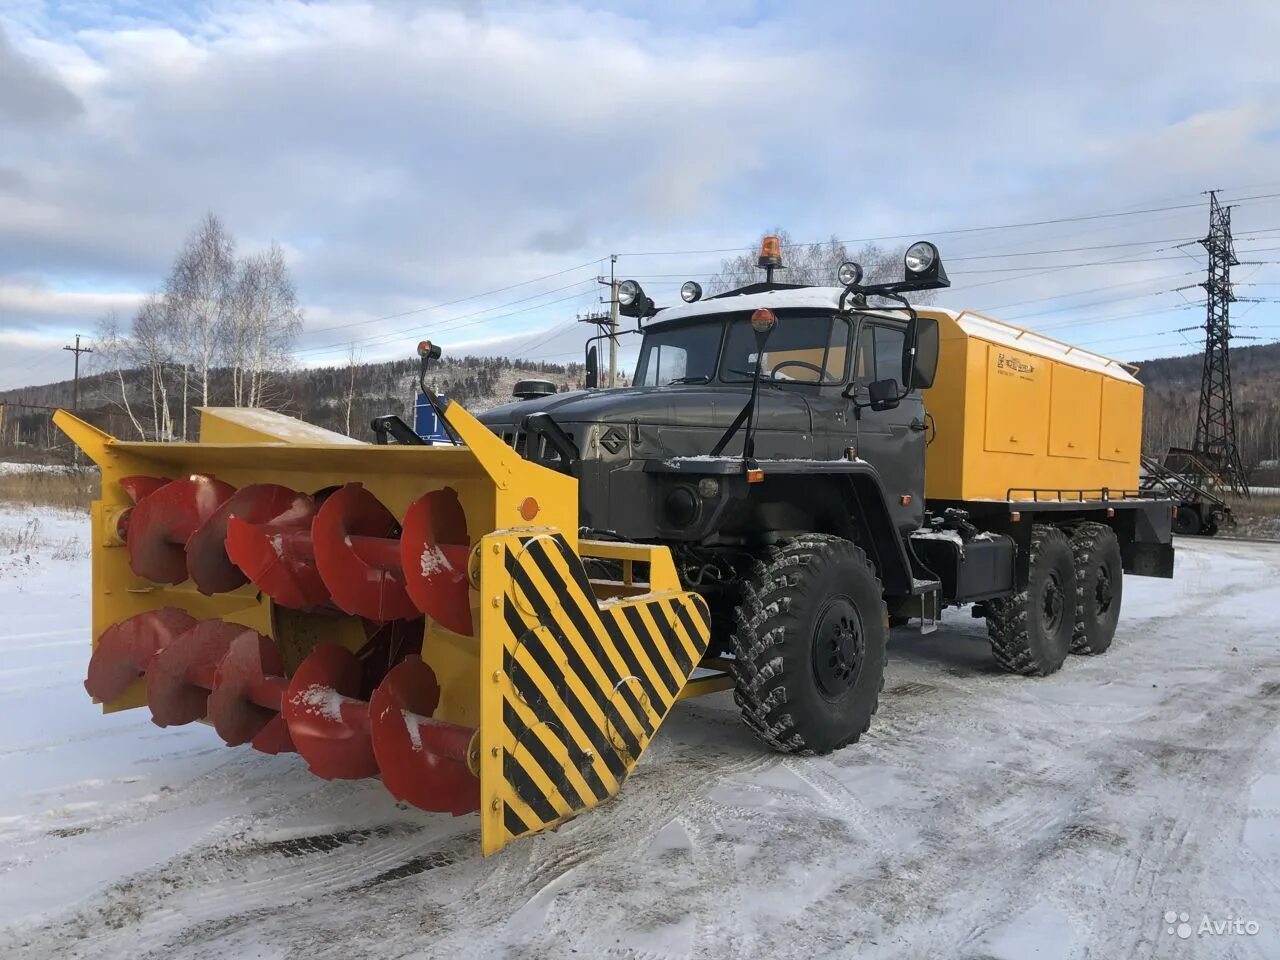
56 236 1174 854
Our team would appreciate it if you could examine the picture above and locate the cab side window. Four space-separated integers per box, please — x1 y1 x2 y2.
856 323 906 384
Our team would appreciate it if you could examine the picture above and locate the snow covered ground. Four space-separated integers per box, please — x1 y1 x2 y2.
0 505 1278 959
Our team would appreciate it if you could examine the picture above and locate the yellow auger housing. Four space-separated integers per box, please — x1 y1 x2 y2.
55 398 713 855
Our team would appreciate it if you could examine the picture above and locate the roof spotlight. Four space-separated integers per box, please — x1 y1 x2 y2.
904 241 938 275
680 280 703 303
837 261 863 286
617 279 642 307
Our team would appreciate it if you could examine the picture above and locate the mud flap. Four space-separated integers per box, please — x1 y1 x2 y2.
477 530 711 855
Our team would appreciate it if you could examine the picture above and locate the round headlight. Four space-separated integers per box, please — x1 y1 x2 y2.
837 261 863 286
618 279 641 306
664 486 700 528
680 280 703 303
904 241 937 274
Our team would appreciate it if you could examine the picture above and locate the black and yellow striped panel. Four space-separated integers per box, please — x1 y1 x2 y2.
477 531 710 855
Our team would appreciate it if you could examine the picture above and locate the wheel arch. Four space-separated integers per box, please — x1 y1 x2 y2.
739 469 916 597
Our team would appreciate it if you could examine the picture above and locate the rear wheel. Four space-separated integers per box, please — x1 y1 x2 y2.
731 535 887 754
986 525 1076 677
1069 522 1123 655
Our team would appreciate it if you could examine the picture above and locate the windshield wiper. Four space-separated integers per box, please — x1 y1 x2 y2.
667 375 711 384
725 367 781 386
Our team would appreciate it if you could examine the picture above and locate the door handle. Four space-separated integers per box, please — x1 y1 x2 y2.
908 418 928 432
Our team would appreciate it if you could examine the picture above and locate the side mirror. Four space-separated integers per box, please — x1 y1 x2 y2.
868 378 900 412
909 317 940 389
585 345 598 389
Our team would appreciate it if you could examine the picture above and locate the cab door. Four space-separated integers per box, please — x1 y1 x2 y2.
852 319 926 533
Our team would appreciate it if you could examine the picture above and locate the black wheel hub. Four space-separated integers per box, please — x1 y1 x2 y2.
1041 572 1065 634
812 597 865 698
1095 567 1113 615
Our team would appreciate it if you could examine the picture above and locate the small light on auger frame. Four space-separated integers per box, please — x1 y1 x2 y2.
680 280 703 303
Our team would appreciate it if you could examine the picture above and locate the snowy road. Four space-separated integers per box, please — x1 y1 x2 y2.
1 505 1278 959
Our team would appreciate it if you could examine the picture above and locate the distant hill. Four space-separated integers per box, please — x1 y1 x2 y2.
1133 342 1280 470
3 340 1277 472
0 354 590 450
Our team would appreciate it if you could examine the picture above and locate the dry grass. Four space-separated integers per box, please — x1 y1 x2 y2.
0 516 81 564
0 468 99 512
1228 493 1280 539
1231 493 1280 516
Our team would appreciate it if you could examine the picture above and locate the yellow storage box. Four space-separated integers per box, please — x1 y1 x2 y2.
921 308 1143 502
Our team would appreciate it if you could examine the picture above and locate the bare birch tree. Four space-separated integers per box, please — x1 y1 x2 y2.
91 311 147 439
166 213 236 411
344 342 361 437
132 295 177 440
231 242 303 408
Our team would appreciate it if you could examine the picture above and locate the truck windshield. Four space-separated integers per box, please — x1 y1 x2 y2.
634 311 852 387
721 312 850 384
633 322 722 386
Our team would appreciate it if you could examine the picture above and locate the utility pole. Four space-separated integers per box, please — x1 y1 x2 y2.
62 334 93 412
1192 191 1249 497
597 254 620 387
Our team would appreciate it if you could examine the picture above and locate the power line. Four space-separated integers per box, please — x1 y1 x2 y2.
295 280 599 358
302 258 604 337
614 192 1280 258
297 287 601 361
981 269 1198 315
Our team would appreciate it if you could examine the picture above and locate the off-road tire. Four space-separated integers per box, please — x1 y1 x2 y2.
985 524 1076 676
731 535 887 754
1069 522 1123 655
1173 505 1202 536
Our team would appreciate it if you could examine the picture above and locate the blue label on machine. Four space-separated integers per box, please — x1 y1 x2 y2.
414 393 452 443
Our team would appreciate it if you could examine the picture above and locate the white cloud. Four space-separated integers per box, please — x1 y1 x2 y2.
1 0 1279 391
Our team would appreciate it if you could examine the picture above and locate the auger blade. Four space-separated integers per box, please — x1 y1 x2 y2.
282 644 379 780
225 515 328 610
401 487 474 636
119 474 173 503
84 607 198 702
128 475 236 583
370 658 480 816
188 484 315 596
313 484 418 621
208 629 293 753
146 619 250 728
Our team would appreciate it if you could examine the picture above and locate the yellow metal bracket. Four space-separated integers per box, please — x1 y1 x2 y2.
476 528 710 855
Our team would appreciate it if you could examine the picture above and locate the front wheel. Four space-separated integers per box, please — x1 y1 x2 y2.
731 535 887 754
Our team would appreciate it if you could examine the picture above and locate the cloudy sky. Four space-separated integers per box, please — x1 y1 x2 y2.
2 0 1279 390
